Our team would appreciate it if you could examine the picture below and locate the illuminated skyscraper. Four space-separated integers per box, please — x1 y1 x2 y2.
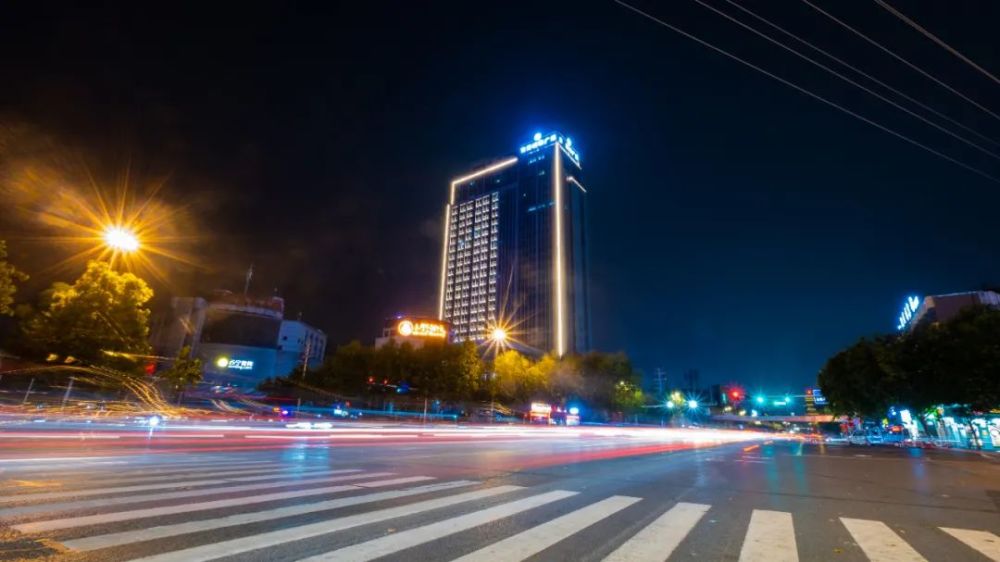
439 132 590 356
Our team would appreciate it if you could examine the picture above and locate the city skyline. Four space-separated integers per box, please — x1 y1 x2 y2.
2 2 999 389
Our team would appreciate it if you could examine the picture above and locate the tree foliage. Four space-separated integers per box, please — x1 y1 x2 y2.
300 340 644 420
818 305 1000 416
0 240 28 316
21 260 153 367
160 345 203 398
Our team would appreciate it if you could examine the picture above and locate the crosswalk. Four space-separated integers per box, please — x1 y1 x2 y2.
1 460 997 562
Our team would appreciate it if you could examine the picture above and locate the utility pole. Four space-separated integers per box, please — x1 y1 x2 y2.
22 377 35 405
654 368 667 399
243 263 254 299
300 337 312 379
61 377 75 411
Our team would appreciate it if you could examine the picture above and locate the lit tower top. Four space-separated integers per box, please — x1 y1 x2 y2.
438 131 590 357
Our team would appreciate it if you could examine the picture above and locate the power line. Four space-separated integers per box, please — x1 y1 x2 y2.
722 0 1000 149
800 0 1000 124
692 0 1000 162
874 0 1000 87
612 1 1000 183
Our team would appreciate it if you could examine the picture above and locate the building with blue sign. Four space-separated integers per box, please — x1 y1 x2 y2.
151 291 326 388
896 290 1000 332
438 132 590 356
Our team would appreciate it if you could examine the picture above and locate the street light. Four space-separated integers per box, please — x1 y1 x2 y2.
490 327 507 344
103 226 140 253
687 399 699 410
755 396 765 405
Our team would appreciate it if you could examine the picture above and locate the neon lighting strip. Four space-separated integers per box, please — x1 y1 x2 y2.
553 144 565 356
559 144 582 168
437 203 451 319
441 157 518 320
449 157 518 204
566 176 587 193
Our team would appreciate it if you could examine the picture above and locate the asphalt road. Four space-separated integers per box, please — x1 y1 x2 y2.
0 422 997 561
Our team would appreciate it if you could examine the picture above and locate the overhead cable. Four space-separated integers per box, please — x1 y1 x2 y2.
722 0 1000 148
874 0 1000 87
612 0 1000 183
801 0 1000 123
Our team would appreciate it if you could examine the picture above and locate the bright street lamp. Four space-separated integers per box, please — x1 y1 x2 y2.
103 226 140 252
687 399 699 410
490 327 507 343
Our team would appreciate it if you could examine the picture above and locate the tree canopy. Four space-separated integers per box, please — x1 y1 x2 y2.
21 260 153 367
818 305 1000 417
296 340 645 420
159 345 203 400
0 240 28 316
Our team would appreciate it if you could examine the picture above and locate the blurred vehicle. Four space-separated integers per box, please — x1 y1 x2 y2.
529 402 552 424
884 424 907 444
848 428 884 446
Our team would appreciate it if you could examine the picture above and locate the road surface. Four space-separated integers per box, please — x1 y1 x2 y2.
0 421 997 561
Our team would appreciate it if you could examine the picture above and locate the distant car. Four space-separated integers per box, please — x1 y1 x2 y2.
848 428 884 446
884 425 907 444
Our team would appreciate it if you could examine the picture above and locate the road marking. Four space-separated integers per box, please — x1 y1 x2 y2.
0 468 354 504
841 518 926 561
0 434 120 439
0 456 124 463
603 502 710 561
940 528 1000 561
300 490 578 562
126 485 526 562
1 472 375 518
740 509 797 562
61 478 472 551
454 495 640 561
47 465 315 486
14 472 400 533
0 460 281 481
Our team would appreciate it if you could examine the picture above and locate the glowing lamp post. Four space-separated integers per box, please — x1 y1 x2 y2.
490 327 508 344
103 226 140 253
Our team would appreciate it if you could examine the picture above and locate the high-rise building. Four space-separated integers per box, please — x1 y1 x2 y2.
438 132 590 356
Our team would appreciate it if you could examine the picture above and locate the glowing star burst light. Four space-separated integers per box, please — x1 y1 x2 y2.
491 327 508 343
103 226 140 252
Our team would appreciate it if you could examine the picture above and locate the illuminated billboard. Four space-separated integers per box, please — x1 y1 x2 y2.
396 318 448 339
215 357 255 370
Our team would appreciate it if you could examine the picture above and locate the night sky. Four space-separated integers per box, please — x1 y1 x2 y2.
2 1 998 393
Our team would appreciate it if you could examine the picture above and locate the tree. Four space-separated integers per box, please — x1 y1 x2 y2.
819 306 1000 419
577 351 641 412
818 336 897 417
612 380 646 416
160 345 203 403
493 350 542 403
452 340 485 400
307 340 372 396
0 240 28 316
21 260 153 367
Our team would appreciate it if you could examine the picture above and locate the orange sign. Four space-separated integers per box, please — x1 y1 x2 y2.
397 319 447 339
